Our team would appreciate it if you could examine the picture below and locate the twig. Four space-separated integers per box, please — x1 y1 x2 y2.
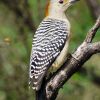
85 16 100 43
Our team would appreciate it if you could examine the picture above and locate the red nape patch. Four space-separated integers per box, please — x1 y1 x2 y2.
45 1 50 17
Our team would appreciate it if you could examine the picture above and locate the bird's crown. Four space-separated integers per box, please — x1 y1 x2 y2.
45 0 80 17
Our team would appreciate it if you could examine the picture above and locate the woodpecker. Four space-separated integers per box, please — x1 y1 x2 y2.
29 0 79 91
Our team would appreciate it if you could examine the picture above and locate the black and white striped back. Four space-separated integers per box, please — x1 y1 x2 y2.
29 18 68 90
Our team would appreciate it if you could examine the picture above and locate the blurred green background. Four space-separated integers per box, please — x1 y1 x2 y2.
0 0 100 100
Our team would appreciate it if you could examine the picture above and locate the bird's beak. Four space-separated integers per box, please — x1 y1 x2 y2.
69 0 80 4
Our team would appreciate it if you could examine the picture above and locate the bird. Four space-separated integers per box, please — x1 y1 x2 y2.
29 0 79 91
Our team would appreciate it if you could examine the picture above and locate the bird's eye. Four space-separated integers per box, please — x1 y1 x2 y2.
59 0 64 4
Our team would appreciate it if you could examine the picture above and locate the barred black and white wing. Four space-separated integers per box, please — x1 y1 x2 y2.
29 18 68 90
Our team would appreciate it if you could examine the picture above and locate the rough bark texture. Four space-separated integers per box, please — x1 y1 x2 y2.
36 16 100 100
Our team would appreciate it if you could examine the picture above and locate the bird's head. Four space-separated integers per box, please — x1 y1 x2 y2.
45 0 80 17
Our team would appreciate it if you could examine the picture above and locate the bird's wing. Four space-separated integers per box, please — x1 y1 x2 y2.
29 18 68 90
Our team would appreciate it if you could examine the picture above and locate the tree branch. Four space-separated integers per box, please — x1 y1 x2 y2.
85 16 100 43
45 16 100 100
91 42 100 53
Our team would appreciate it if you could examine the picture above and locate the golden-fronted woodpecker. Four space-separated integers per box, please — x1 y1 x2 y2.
29 0 79 91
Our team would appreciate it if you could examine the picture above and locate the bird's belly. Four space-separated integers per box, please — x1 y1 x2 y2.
51 39 69 70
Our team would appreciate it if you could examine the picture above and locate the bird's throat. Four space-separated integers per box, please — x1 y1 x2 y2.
45 4 66 20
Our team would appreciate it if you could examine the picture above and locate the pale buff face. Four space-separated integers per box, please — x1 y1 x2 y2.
50 0 79 11
45 0 79 17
